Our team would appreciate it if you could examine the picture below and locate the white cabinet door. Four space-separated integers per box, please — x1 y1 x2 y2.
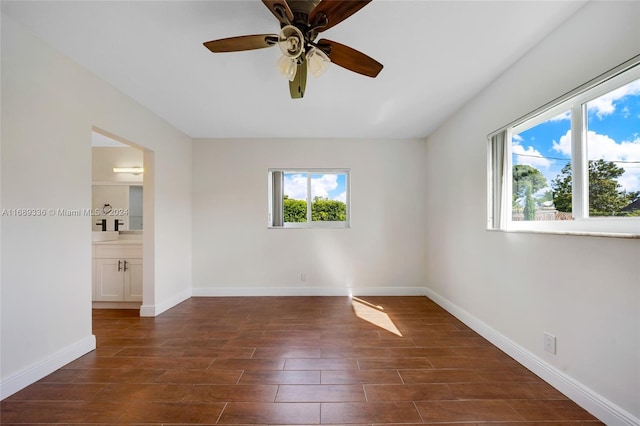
94 259 125 301
92 243 142 302
124 258 143 302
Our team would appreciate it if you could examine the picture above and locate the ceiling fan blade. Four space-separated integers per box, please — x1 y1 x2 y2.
289 58 307 99
262 0 294 25
309 0 372 32
203 34 278 53
318 39 383 78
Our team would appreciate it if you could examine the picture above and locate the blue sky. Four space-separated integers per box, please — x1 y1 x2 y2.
512 78 640 194
284 172 347 202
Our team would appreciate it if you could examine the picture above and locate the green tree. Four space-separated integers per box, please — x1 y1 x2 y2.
523 186 536 220
551 159 640 216
311 197 347 221
512 165 548 219
551 163 573 212
283 195 307 222
513 165 548 203
283 196 348 222
539 190 554 205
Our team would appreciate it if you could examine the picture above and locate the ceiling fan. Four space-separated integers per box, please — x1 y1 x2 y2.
203 0 383 99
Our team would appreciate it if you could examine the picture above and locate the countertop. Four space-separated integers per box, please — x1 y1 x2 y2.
92 238 142 245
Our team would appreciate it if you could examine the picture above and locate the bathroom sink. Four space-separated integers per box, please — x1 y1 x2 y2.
92 231 119 242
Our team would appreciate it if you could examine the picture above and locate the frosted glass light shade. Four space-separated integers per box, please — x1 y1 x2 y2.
276 55 297 81
278 25 304 58
306 47 330 78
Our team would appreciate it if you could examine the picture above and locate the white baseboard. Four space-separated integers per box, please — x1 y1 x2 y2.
0 335 96 400
92 301 141 310
424 287 639 426
140 288 192 317
139 304 156 317
191 286 427 297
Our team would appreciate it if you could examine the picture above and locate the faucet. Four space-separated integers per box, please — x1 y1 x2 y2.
96 219 107 232
114 219 124 232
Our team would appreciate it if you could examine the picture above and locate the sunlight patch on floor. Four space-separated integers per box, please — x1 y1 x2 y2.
351 297 402 336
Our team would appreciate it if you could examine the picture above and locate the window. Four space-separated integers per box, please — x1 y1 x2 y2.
489 57 640 235
269 169 350 228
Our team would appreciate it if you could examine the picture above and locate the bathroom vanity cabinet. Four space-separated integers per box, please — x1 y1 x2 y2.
92 242 142 302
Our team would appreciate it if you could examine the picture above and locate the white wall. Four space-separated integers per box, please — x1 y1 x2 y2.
424 2 639 423
192 138 427 296
1 15 192 398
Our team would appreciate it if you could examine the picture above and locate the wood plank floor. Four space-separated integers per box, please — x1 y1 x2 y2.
1 296 603 425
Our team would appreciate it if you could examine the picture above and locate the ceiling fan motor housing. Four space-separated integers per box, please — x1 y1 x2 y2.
287 0 322 18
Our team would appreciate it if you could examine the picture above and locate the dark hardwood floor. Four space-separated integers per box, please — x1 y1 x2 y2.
1 296 603 424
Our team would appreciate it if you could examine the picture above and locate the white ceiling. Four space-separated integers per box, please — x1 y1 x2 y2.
3 1 586 139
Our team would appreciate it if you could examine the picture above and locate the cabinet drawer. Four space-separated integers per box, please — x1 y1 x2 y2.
95 244 142 259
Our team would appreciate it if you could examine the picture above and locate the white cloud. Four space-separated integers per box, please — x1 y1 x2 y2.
587 78 640 118
553 129 572 156
554 130 640 192
618 173 640 193
621 106 630 118
283 174 307 200
284 174 342 200
587 132 639 161
587 132 640 192
311 174 339 199
335 191 347 203
512 142 552 168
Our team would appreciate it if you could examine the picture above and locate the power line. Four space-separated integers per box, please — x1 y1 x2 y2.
514 153 640 164
514 153 569 161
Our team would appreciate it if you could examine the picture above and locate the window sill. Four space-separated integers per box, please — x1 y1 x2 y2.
269 223 350 229
487 228 640 239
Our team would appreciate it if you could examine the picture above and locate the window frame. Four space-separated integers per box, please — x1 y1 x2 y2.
268 168 351 229
488 56 640 237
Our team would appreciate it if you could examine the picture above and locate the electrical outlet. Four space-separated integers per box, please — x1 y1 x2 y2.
300 273 307 282
544 332 557 354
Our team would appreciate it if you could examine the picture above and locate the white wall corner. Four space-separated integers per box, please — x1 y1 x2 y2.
423 286 640 426
0 335 96 400
140 288 192 317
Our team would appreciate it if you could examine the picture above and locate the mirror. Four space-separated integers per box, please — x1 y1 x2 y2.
92 184 143 231
129 185 143 230
91 135 144 232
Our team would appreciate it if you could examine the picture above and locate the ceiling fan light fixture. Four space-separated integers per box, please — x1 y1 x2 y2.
203 0 382 98
306 47 330 78
276 54 297 81
278 25 304 58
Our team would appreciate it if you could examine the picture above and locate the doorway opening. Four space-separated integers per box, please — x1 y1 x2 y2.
91 128 153 315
